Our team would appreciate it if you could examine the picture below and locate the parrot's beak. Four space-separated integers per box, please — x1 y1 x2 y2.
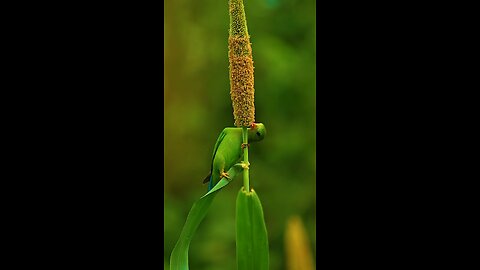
251 123 257 129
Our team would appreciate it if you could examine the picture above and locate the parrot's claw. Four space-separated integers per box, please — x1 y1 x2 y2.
241 143 250 149
240 161 250 170
220 171 231 179
233 161 250 170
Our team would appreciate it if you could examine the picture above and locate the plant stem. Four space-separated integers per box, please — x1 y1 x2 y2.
242 127 250 192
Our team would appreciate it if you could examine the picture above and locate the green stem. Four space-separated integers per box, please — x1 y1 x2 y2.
242 127 249 192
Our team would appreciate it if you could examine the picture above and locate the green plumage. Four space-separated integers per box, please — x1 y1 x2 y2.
203 123 266 191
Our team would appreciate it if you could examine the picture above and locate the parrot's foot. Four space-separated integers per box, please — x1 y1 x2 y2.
241 143 250 149
233 161 250 170
220 171 231 179
240 161 250 170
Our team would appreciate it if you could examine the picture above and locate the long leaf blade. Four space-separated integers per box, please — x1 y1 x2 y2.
170 165 243 270
236 188 269 270
170 193 216 270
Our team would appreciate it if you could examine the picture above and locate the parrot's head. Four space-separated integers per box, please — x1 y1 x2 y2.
248 123 266 142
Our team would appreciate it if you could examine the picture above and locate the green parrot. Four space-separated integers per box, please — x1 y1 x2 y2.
203 123 266 191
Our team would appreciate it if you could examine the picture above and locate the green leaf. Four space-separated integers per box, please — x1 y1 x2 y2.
236 188 269 270
170 193 216 270
201 162 244 199
170 164 244 270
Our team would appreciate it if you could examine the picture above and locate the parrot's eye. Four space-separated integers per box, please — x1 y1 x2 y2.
256 131 261 136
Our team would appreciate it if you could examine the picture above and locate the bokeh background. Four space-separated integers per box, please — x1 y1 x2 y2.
164 0 316 269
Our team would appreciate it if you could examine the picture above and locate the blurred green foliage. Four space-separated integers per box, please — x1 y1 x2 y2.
164 0 316 269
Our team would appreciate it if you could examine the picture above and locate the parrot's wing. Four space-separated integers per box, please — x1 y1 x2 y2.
202 129 227 185
210 129 227 163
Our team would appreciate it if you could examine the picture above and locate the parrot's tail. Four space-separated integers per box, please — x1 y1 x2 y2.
202 172 213 191
207 175 213 191
202 172 212 184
